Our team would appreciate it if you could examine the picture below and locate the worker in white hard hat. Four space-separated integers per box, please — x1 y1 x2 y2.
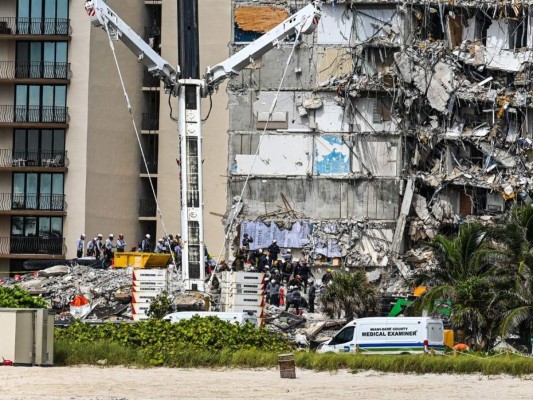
141 234 152 252
95 234 104 259
104 234 114 261
76 234 86 258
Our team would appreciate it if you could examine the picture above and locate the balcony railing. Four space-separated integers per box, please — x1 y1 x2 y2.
0 17 72 36
0 236 66 255
0 193 67 211
139 198 157 217
0 105 69 124
0 61 72 80
0 149 69 168
142 113 159 131
143 69 160 87
141 159 158 174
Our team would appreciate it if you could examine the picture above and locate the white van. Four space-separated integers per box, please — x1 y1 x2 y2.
316 317 444 354
163 311 259 328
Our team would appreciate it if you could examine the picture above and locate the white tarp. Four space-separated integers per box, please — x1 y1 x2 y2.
240 220 311 250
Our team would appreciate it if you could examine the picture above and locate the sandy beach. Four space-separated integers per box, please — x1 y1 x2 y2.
0 366 532 400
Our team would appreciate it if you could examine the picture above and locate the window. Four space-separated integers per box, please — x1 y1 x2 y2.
329 327 355 345
17 0 69 34
12 172 64 210
10 216 63 254
13 129 65 166
16 42 68 78
15 84 67 122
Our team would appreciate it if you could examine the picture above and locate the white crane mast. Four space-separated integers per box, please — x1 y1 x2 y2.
84 0 322 291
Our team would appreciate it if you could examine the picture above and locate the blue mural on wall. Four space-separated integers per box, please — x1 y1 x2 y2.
313 135 350 175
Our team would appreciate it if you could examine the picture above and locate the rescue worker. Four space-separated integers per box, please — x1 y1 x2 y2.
281 260 294 284
116 234 126 252
322 268 334 285
76 234 86 258
267 240 280 266
86 237 96 257
155 238 167 253
95 234 104 259
141 234 151 252
308 279 316 313
242 233 253 248
257 249 268 272
296 260 313 294
104 234 114 261
268 279 280 307
285 286 302 314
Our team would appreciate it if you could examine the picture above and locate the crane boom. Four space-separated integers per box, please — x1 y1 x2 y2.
84 0 179 93
84 0 322 291
204 2 321 93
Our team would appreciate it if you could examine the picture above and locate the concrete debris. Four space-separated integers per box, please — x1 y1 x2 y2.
1 264 202 324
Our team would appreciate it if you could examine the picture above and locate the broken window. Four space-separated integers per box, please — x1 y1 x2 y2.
419 8 445 41
357 48 394 75
508 17 528 49
447 14 462 48
372 98 392 123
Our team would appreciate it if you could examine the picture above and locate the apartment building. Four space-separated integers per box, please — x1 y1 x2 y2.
229 0 533 285
0 0 229 275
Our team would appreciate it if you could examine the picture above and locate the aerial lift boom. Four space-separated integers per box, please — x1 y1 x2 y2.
84 0 322 290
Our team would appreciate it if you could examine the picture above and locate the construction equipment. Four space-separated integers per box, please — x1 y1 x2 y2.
84 0 322 290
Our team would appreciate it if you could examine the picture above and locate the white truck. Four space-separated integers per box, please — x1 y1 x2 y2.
316 317 444 354
163 311 258 328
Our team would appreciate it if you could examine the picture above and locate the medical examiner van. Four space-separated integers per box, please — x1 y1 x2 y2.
163 312 259 327
316 317 444 354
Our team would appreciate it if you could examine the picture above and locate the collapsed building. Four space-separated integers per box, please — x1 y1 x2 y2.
225 0 533 287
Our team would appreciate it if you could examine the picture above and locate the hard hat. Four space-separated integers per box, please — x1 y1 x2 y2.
97 234 103 238
293 258 299 263
271 279 276 284
287 249 292 252
146 234 151 238
109 234 114 238
273 240 277 243
259 248 263 252
158 238 163 242
327 268 332 273
81 234 86 238
93 237 97 241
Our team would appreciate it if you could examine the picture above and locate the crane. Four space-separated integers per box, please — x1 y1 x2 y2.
84 0 322 291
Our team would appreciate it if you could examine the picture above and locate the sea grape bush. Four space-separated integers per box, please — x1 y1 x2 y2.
0 286 48 309
56 316 291 356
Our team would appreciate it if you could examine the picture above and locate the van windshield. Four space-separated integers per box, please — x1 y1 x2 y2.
330 326 355 345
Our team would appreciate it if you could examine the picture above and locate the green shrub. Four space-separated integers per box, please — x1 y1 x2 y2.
0 286 48 309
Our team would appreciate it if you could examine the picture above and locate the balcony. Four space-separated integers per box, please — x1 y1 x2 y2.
0 236 66 257
0 193 67 214
144 26 161 55
0 61 72 83
139 198 157 218
141 159 158 174
0 17 72 39
142 113 159 131
0 149 69 171
0 105 69 127
143 69 160 88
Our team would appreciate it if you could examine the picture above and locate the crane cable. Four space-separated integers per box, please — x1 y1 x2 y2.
207 21 308 291
103 22 178 270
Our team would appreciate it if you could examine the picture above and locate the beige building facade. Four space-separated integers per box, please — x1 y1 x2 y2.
0 0 229 275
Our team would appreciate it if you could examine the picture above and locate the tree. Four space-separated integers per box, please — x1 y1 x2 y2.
320 270 380 321
490 206 533 346
413 223 504 348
